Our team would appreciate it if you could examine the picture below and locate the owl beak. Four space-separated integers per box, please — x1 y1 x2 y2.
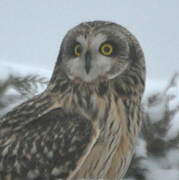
85 51 92 74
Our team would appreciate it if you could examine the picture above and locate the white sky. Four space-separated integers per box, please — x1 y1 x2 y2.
0 0 179 83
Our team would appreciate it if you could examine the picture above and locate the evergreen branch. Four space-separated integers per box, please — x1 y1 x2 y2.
8 74 48 98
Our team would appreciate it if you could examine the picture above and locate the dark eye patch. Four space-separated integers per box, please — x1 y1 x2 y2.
68 41 82 57
107 37 129 57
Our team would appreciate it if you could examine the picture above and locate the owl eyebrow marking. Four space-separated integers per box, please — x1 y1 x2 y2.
76 35 85 44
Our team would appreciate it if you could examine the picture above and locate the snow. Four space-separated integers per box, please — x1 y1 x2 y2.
144 93 168 123
135 138 147 158
140 158 179 180
165 149 179 169
142 149 179 171
165 113 179 140
143 78 170 123
4 87 20 96
146 168 179 180
168 81 179 111
0 99 24 117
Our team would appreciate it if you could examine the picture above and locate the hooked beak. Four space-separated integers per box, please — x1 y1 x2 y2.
85 51 92 74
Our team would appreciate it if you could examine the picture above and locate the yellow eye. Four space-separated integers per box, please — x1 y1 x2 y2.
100 43 113 56
74 44 82 57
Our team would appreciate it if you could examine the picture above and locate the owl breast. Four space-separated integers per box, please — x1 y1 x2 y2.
71 94 135 179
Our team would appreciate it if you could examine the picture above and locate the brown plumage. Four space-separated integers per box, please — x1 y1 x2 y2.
0 21 145 180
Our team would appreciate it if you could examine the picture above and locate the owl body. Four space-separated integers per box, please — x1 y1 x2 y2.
0 21 145 180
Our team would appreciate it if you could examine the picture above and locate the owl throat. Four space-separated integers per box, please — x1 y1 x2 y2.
48 72 143 124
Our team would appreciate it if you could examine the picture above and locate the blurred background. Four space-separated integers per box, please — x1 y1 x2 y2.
0 1 179 180
0 0 179 92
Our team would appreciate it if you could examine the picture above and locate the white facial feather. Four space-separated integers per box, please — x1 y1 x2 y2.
67 55 112 82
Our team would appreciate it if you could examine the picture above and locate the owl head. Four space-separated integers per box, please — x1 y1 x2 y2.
50 21 145 95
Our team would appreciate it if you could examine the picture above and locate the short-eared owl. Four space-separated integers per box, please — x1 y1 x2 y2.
0 21 145 180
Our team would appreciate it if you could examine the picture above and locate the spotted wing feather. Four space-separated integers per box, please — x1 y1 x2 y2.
0 108 93 180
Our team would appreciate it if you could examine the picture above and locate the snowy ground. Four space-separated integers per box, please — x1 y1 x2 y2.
0 61 179 180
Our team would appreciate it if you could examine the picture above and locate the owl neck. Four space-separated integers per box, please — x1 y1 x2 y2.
47 68 144 111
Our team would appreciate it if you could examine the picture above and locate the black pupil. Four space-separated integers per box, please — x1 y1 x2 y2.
77 46 80 53
104 46 110 52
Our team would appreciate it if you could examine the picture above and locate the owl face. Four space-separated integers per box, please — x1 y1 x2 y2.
58 22 137 83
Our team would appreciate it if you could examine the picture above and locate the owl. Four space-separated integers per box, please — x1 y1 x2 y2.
0 21 145 180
